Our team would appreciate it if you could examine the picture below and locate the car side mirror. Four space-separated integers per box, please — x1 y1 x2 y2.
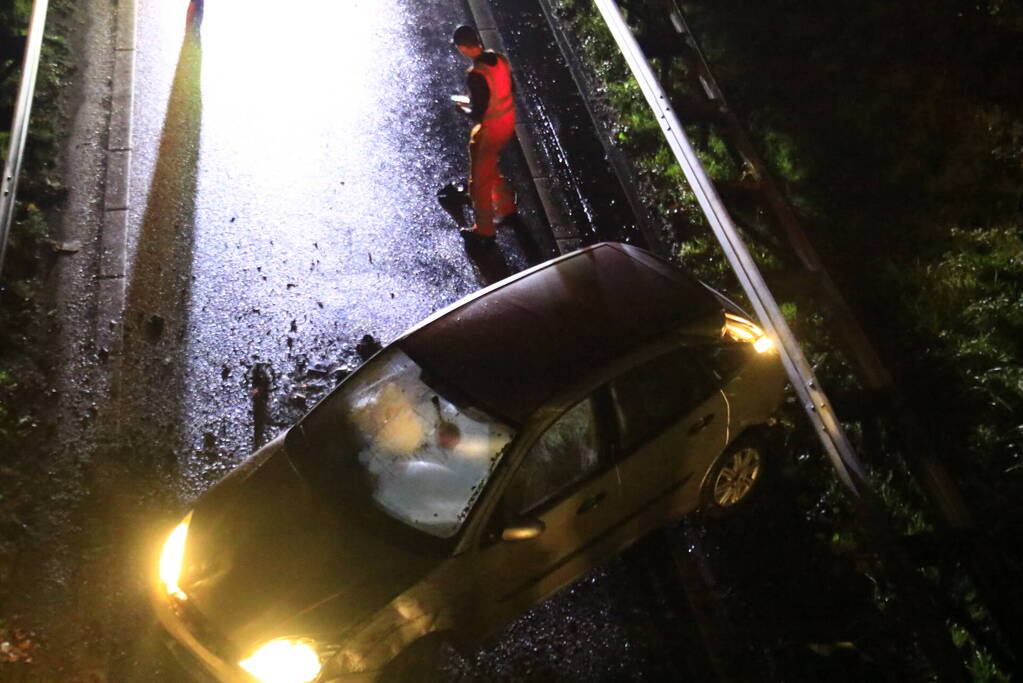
501 518 545 542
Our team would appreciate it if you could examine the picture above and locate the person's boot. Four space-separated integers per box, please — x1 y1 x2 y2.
460 225 496 248
495 210 519 227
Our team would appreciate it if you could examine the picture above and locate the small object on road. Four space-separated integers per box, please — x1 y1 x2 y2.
48 239 81 254
356 334 381 360
307 362 331 377
251 363 272 448
144 314 165 342
437 180 470 227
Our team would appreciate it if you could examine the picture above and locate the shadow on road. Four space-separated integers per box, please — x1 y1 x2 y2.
464 238 512 285
69 31 205 681
122 32 203 371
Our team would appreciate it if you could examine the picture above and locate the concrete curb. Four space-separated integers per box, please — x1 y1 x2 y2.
95 0 135 359
466 0 583 255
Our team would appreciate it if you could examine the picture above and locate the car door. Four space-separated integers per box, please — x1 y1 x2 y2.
607 346 729 521
470 395 624 631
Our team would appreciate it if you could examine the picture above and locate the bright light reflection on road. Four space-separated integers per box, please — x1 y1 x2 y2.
202 0 381 104
134 0 479 496
199 0 388 213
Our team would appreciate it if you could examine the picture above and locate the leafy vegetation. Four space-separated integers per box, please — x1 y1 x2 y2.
0 0 73 652
0 0 71 453
546 0 1021 678
678 0 1023 524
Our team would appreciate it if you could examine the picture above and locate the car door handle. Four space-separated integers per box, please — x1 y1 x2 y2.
688 413 715 435
576 491 607 515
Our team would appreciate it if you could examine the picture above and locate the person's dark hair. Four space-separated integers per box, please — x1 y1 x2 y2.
452 25 481 48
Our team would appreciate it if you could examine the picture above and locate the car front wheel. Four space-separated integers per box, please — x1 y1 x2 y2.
701 437 766 514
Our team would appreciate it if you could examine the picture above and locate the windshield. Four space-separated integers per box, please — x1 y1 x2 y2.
305 348 514 539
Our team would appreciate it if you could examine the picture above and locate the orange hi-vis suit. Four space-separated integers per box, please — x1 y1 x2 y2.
467 51 516 237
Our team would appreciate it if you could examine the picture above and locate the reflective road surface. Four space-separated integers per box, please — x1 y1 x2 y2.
126 0 524 491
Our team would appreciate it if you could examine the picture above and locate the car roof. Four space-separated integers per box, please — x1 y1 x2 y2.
397 242 725 426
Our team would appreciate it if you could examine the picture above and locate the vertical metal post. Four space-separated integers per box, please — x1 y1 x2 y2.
592 0 873 499
0 0 50 278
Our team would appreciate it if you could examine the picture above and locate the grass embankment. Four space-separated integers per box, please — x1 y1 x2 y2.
0 0 74 656
547 0 1020 679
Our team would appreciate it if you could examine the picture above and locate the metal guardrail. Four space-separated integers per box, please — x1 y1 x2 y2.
0 0 50 278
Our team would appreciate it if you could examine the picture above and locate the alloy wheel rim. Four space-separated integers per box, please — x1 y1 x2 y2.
712 447 761 506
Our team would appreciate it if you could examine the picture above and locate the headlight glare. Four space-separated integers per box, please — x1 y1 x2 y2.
159 513 192 598
239 639 322 683
724 313 774 354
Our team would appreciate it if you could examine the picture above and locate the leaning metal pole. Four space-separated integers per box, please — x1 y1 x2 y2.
593 0 873 499
0 0 50 278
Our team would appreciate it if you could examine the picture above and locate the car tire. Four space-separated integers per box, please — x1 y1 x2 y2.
700 434 769 515
378 633 448 683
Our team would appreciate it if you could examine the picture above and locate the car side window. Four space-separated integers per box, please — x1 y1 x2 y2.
503 398 601 516
611 348 719 452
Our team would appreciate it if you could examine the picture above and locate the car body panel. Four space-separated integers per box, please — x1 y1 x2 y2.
624 389 730 518
473 458 626 629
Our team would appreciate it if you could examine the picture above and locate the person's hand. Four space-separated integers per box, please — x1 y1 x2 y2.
450 94 471 115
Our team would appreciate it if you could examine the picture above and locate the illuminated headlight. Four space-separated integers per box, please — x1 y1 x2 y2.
724 313 775 353
159 513 193 599
239 639 323 683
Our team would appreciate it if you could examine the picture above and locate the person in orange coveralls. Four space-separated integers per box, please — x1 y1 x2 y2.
452 25 517 246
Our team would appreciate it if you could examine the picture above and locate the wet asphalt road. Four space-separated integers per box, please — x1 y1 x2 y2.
105 0 694 680
126 0 537 494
